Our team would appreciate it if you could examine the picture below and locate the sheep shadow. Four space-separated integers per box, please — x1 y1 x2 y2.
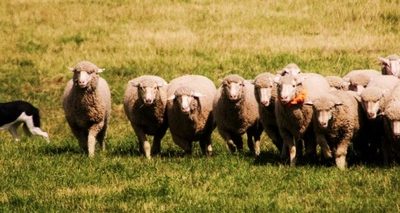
40 143 82 156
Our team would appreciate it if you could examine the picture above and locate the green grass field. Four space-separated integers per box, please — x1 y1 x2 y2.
1 0 400 211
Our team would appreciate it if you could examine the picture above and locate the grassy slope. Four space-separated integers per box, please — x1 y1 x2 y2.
1 0 400 211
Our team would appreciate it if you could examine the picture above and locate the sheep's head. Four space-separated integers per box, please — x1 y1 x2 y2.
222 74 245 102
345 74 371 95
383 100 400 138
274 74 305 104
379 55 400 77
253 74 274 107
277 63 301 76
360 86 384 119
132 79 165 106
305 95 342 128
168 87 203 114
326 76 349 90
69 61 103 89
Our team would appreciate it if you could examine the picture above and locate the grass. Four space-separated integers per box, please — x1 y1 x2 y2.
1 0 400 211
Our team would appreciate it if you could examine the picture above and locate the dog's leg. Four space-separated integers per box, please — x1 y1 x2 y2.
9 123 21 142
21 113 49 142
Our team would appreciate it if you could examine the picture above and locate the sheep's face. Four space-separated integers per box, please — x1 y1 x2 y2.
360 87 384 119
69 61 103 89
132 80 164 106
379 57 400 76
362 100 381 119
306 97 342 128
275 75 303 104
347 74 370 95
223 80 245 102
168 87 203 114
254 79 274 107
383 100 400 138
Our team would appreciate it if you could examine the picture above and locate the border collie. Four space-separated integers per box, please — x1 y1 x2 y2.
0 100 49 142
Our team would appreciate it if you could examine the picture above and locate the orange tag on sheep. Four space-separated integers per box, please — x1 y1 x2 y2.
289 90 307 105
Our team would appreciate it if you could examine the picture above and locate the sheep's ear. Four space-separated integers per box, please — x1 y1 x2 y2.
68 67 74 72
192 92 204 98
378 57 389 65
167 95 176 101
334 102 343 107
273 75 281 84
248 79 255 85
157 82 166 87
97 68 105 73
304 100 313 105
131 82 140 87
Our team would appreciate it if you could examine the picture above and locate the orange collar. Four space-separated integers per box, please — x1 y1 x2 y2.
288 90 307 106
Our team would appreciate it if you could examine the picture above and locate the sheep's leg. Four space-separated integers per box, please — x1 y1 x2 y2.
218 128 237 153
133 125 151 159
87 122 104 157
281 133 296 166
172 135 192 155
96 125 107 152
200 135 212 156
152 126 167 156
316 134 332 159
232 134 243 152
264 125 283 153
335 139 350 170
67 121 88 152
9 123 21 142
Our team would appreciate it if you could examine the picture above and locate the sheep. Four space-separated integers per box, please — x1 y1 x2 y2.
305 90 362 170
360 75 399 119
213 74 263 157
343 69 381 95
252 72 283 152
166 75 216 155
381 83 400 165
274 73 331 166
325 75 349 91
62 61 111 157
378 54 400 77
123 75 168 159
277 63 301 76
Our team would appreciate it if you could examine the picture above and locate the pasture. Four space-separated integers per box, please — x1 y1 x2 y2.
1 0 400 211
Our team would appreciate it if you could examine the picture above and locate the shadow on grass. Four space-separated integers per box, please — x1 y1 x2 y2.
40 143 82 155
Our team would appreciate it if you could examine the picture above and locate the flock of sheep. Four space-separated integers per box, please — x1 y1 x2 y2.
61 55 400 169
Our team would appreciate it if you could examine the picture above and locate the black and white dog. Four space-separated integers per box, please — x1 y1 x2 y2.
0 100 49 142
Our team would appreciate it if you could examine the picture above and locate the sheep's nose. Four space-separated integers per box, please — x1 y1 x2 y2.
144 98 153 105
261 100 270 106
368 112 376 119
229 94 238 100
320 122 328 127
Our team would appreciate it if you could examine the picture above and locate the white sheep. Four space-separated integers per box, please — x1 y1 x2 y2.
305 90 362 170
274 73 330 166
123 75 168 159
62 61 111 157
166 75 216 155
379 54 400 77
360 75 399 119
381 83 400 165
325 75 350 91
213 74 263 157
277 63 301 76
343 69 381 95
252 72 283 152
